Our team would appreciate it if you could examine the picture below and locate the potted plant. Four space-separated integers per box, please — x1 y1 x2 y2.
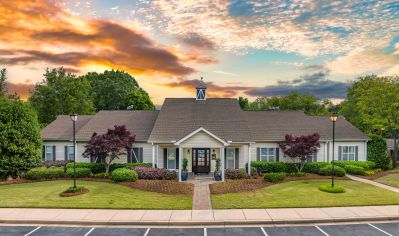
181 157 189 181
214 158 222 181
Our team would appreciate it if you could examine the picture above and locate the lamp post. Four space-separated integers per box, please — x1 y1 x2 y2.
70 114 78 188
330 113 337 188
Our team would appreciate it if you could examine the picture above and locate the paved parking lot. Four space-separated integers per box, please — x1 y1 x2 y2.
0 222 397 236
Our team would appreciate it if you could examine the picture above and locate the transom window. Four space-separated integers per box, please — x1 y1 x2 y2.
66 146 74 161
167 148 177 169
260 148 276 162
45 145 53 161
226 148 235 169
340 146 356 161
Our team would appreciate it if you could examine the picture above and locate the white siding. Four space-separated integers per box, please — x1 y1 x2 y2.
179 131 224 148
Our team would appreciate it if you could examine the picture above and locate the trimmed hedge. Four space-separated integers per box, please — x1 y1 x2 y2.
111 168 138 182
250 161 329 174
225 168 248 179
131 167 177 180
333 160 375 170
66 168 91 178
319 165 346 177
264 172 286 182
65 162 152 174
25 167 65 180
319 184 345 193
344 164 366 175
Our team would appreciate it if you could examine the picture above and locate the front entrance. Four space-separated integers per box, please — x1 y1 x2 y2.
192 148 211 174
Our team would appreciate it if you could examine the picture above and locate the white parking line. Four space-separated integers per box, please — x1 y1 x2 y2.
260 227 268 236
204 228 207 236
84 227 95 236
144 228 150 236
24 226 41 236
315 226 329 236
368 223 393 236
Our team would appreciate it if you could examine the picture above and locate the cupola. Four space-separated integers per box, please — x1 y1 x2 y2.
196 77 207 100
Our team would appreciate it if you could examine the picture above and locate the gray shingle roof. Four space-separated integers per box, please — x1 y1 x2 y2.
148 98 252 143
244 111 368 141
41 115 93 141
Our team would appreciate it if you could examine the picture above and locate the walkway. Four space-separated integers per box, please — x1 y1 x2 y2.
346 174 399 193
0 206 397 225
188 175 214 210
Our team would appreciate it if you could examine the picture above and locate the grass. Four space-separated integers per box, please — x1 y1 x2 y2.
211 179 399 209
0 180 192 209
375 173 399 188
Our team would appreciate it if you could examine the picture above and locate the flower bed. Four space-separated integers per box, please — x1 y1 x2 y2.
123 180 193 195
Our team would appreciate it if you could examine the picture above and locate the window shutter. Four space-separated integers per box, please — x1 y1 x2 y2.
256 148 260 161
176 148 179 170
235 148 239 169
139 147 143 162
338 146 342 161
276 148 279 162
355 146 358 161
163 148 167 169
42 146 45 160
52 146 56 161
65 146 68 161
127 148 132 163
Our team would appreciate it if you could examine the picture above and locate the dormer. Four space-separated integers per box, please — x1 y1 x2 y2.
196 77 207 100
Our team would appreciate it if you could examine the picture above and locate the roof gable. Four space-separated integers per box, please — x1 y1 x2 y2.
175 127 229 146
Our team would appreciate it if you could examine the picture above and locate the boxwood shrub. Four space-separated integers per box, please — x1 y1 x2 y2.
66 168 91 178
344 164 366 175
250 161 329 174
25 167 65 180
66 162 152 174
319 165 346 177
319 184 345 193
111 168 138 182
264 172 286 182
332 160 376 171
225 168 248 179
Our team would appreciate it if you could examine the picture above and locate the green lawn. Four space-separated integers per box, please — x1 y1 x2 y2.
0 180 192 209
375 174 399 188
211 179 399 209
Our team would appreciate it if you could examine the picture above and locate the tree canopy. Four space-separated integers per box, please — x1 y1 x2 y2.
0 68 6 97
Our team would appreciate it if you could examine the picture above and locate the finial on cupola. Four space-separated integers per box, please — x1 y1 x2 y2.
196 77 207 100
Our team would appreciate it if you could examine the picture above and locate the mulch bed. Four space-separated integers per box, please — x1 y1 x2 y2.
210 174 349 194
122 180 193 195
59 188 89 197
357 171 390 180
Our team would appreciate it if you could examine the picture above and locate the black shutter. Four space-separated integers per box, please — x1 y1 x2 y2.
65 146 68 161
235 148 239 169
256 148 260 161
276 148 279 162
52 146 56 161
127 148 132 163
176 148 179 169
355 146 358 161
139 147 143 162
42 146 45 160
163 148 167 169
338 146 342 161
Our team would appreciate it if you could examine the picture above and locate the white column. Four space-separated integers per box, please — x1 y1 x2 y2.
221 147 225 182
156 145 159 168
248 144 251 176
152 143 155 168
178 146 182 182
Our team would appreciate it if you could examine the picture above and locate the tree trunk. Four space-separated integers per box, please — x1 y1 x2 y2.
393 136 398 168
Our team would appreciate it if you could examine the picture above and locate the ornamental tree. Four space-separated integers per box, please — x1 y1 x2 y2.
278 133 320 173
83 125 135 174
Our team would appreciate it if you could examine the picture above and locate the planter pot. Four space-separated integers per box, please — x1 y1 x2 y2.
214 171 222 181
181 172 188 181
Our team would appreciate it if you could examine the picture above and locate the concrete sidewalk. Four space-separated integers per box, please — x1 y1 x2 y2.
0 205 397 226
347 174 399 193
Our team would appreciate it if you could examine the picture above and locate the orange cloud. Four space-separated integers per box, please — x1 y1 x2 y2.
5 82 35 100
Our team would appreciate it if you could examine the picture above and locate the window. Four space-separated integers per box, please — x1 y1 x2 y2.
340 146 356 161
260 148 276 162
306 152 317 162
167 148 176 169
128 147 143 163
45 146 53 161
226 148 235 168
66 146 74 161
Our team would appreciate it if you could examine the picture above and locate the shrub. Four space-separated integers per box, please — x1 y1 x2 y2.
111 168 138 182
287 172 307 177
319 165 346 177
249 167 258 177
302 162 330 174
109 162 152 172
332 160 376 171
344 165 366 175
365 168 382 176
25 167 65 180
264 172 286 182
164 170 178 180
250 161 329 174
92 172 109 179
319 184 345 193
43 160 71 168
132 167 164 179
66 168 91 178
368 134 391 170
66 162 105 174
65 186 85 193
225 168 248 179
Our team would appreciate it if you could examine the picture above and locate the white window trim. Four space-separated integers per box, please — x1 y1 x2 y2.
260 147 276 162
340 145 356 161
226 147 236 169
306 151 317 162
66 145 75 161
45 145 53 161
167 148 177 170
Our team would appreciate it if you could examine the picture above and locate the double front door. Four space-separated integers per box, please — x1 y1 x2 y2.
192 148 210 174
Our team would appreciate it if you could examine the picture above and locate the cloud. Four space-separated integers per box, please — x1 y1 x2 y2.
246 70 349 99
177 33 216 51
213 70 237 76
5 82 35 100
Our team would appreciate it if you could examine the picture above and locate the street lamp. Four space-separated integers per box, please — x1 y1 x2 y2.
330 113 337 188
70 114 78 188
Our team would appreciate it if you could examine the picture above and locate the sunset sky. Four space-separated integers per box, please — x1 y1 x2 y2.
1 0 398 105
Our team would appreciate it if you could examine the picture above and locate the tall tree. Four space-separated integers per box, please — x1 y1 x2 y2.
0 68 7 96
84 70 155 111
0 96 42 180
29 68 95 125
82 125 135 174
278 133 320 173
